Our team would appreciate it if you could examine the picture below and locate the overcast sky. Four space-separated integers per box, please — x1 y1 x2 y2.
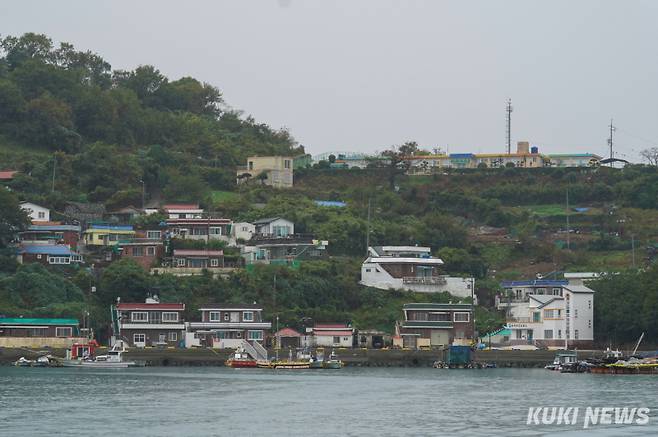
2 1 657 161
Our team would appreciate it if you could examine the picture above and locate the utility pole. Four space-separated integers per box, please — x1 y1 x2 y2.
608 119 615 167
366 197 371 256
566 185 570 250
51 155 57 193
506 98 513 154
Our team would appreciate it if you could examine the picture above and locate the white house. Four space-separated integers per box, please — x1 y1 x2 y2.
20 202 50 222
498 275 595 349
360 246 475 299
186 304 271 349
162 203 204 219
252 217 295 237
302 324 354 348
231 222 255 242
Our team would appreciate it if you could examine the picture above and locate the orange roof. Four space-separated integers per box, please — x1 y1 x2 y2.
276 328 301 337
0 170 17 180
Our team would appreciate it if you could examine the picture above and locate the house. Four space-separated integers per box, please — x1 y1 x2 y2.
105 206 143 224
186 303 271 349
0 170 18 182
163 203 204 219
231 222 255 242
17 244 83 266
275 327 302 349
394 303 474 349
0 317 84 348
253 217 294 236
303 324 354 348
165 217 231 242
361 246 474 298
548 154 602 168
241 234 328 266
82 224 135 247
63 202 106 227
115 297 186 348
496 274 595 349
119 239 164 270
19 201 50 222
356 330 392 349
19 223 81 248
172 249 224 269
236 156 294 188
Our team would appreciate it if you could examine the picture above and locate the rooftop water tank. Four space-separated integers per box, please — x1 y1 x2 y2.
531 146 539 154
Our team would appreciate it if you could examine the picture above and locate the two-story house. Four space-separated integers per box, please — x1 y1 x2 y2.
360 246 474 298
165 217 232 242
394 303 474 349
497 274 595 349
236 156 294 188
162 203 204 219
116 297 186 348
187 303 271 349
83 224 136 247
119 239 164 270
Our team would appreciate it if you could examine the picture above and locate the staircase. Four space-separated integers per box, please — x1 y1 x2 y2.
240 340 268 361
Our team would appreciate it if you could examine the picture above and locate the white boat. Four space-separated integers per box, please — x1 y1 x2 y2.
63 341 138 368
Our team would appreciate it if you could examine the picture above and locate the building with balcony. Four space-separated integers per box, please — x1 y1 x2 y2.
0 317 85 348
116 297 186 348
236 156 294 188
82 224 135 247
165 218 231 242
497 274 595 349
162 203 204 219
241 234 328 266
360 246 474 298
19 223 81 248
394 303 473 349
186 303 271 349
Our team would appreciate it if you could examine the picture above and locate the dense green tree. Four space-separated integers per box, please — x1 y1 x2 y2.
0 189 29 248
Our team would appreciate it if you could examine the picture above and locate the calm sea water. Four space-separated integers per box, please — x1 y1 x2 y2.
0 366 656 436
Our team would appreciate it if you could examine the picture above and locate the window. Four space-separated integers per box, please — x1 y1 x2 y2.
552 288 561 295
214 331 227 339
410 312 428 321
544 309 555 319
209 312 220 322
536 288 546 295
558 329 562 339
429 313 450 322
168 332 178 342
224 313 230 321
533 312 541 323
133 333 146 344
574 309 578 318
209 227 222 235
132 246 144 257
284 160 291 169
588 320 591 328
236 331 242 338
248 330 263 340
272 225 290 237
177 258 186 267
131 312 148 322
243 311 254 322
37 254 42 259
162 312 179 322
544 329 553 339
109 234 118 241
248 161 254 170
55 327 73 337
38 211 45 219
210 258 219 267
49 256 71 264
333 336 340 344
31 328 47 337
365 268 371 272
588 300 592 309
574 329 579 340
147 246 156 256
454 312 470 322
146 231 161 239
192 227 207 235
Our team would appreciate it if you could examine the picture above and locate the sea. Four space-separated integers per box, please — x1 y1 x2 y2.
0 366 656 436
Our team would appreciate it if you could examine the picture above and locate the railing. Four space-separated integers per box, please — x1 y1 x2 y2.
250 340 268 360
402 276 447 285
506 317 538 324
241 339 268 361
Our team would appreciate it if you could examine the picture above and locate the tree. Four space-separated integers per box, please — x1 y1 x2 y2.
640 147 658 166
380 141 419 190
98 258 151 305
0 190 30 248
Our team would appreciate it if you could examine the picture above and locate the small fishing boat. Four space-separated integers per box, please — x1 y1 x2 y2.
323 350 343 369
545 351 577 371
63 340 137 368
226 346 258 368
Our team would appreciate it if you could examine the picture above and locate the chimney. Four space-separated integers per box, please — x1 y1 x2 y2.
517 141 530 154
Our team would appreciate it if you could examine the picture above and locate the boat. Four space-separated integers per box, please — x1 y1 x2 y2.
258 349 312 369
323 349 343 369
545 350 577 371
14 355 62 367
14 357 35 367
63 340 138 368
226 346 258 368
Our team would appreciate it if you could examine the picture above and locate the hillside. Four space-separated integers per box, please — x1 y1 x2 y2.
1 33 658 346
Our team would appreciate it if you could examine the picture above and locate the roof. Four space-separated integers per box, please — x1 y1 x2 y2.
0 318 78 326
26 224 81 232
563 284 595 294
501 280 568 288
19 244 75 256
401 321 453 329
275 328 301 337
564 272 600 280
0 170 18 180
173 250 223 257
19 201 47 209
163 203 201 210
403 303 472 311
367 257 443 265
253 217 286 225
64 202 106 214
198 303 263 310
314 330 353 336
87 224 134 231
314 200 347 208
529 295 560 308
116 303 185 311
314 323 351 329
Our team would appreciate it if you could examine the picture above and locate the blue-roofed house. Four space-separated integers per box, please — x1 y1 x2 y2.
17 244 84 266
19 223 82 248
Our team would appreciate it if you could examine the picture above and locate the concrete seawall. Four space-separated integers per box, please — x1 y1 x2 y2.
1 346 594 367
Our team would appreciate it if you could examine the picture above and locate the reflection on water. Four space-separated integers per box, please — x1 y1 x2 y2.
0 367 655 436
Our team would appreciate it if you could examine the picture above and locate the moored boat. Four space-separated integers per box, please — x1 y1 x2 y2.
323 349 343 369
63 340 138 368
226 347 258 368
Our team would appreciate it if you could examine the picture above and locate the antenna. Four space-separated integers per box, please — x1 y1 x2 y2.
607 119 616 166
366 197 371 256
506 99 513 154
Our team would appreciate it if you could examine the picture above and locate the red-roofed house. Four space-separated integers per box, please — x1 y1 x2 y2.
116 297 186 348
275 327 302 349
0 170 17 182
305 323 354 348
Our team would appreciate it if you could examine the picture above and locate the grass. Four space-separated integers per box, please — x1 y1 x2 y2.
211 190 239 203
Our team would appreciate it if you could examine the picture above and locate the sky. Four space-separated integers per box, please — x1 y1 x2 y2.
1 0 657 161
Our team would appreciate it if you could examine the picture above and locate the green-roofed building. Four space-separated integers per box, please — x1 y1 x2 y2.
0 317 82 348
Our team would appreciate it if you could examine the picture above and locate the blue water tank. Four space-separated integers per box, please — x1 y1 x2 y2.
531 146 539 154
